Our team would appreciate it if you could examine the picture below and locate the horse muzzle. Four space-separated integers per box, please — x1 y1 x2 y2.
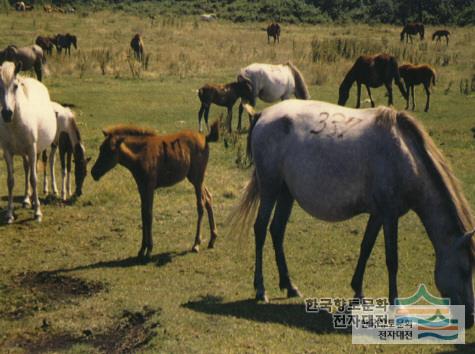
1 109 13 123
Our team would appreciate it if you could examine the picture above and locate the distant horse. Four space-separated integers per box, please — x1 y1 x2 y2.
41 102 89 200
201 14 217 22
267 23 281 44
15 1 25 11
400 23 425 43
35 36 56 56
91 121 220 260
197 81 253 132
432 30 450 46
399 64 436 112
130 34 144 62
0 45 45 81
55 33 77 55
338 53 407 108
228 99 475 328
0 62 57 223
237 62 310 131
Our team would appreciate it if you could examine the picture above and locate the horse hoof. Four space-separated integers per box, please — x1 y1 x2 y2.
353 292 365 300
287 287 302 298
22 200 31 208
192 245 200 253
35 215 42 222
255 292 268 303
6 216 14 224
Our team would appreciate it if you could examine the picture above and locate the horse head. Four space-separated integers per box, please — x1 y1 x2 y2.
70 35 77 49
435 230 475 328
91 130 124 181
0 61 22 123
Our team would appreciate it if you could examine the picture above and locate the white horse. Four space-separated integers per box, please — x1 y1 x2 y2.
0 62 56 223
236 62 310 131
200 13 217 21
41 102 88 201
229 99 475 328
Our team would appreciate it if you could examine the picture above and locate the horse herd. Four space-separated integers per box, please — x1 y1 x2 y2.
0 19 474 330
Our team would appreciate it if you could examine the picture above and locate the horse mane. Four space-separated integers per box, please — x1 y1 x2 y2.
286 62 310 99
0 61 17 86
69 113 81 142
382 110 475 258
104 124 157 137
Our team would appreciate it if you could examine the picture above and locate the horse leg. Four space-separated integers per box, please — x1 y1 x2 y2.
4 151 15 223
356 83 361 108
41 150 48 194
191 182 205 253
365 85 375 107
404 82 410 109
423 83 430 112
49 144 58 196
198 103 206 132
27 145 42 221
238 102 244 132
254 192 278 302
385 82 394 106
203 186 218 249
138 182 155 261
66 152 72 198
204 106 211 132
228 106 236 132
22 155 31 208
34 61 42 81
270 183 300 298
411 85 416 111
383 216 399 304
351 215 382 299
60 146 67 200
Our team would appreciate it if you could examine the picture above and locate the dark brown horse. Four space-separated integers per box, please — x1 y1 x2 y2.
399 64 436 112
432 30 450 45
35 36 56 56
197 81 253 132
91 121 220 261
267 23 281 44
338 53 407 108
130 34 144 62
55 33 77 55
400 23 425 43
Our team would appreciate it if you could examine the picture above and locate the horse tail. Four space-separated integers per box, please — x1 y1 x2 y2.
286 62 310 99
431 68 436 87
226 168 260 238
205 120 219 143
396 111 475 257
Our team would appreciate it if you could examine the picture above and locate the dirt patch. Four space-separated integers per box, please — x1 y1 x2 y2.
6 307 160 353
0 271 106 320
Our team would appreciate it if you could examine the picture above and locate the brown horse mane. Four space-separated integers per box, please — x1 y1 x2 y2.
375 107 475 258
69 115 82 142
104 124 157 137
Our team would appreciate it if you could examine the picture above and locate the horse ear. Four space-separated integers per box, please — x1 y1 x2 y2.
102 129 109 137
14 61 22 75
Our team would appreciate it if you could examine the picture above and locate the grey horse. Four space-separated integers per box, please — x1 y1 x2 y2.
0 44 45 81
229 99 475 328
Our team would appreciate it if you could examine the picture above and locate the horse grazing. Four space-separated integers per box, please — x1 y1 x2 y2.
55 33 77 55
91 121 220 260
0 62 57 223
197 81 253 132
200 14 217 22
338 53 407 108
42 102 89 200
399 64 436 112
0 45 45 81
237 62 310 131
400 22 425 43
228 99 475 328
35 36 56 56
267 23 281 44
432 30 450 45
130 34 144 62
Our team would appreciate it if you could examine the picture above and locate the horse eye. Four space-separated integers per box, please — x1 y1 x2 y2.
13 84 18 91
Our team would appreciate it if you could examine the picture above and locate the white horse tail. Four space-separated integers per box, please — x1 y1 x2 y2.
395 111 475 256
286 62 310 99
226 168 260 239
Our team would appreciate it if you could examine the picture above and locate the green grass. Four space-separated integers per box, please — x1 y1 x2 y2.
0 9 474 353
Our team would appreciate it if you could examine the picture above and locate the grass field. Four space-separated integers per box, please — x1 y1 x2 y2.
0 8 474 353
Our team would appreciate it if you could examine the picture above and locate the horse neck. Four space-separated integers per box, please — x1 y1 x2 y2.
340 68 355 92
414 181 466 257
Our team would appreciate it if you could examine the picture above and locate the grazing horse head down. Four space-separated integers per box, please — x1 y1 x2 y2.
338 53 407 108
228 99 475 327
399 63 436 112
400 22 425 42
1 44 45 81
